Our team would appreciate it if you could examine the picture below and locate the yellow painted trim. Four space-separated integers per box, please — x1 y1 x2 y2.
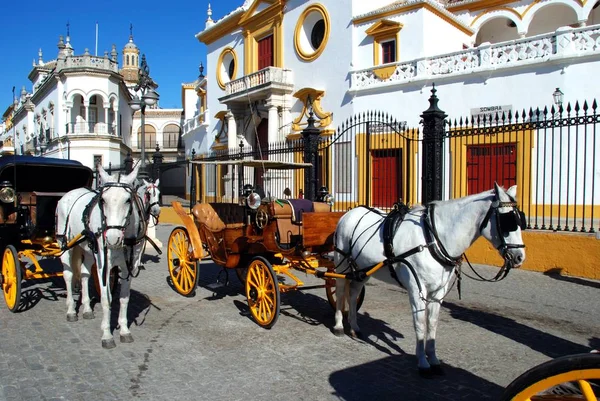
448 0 519 12
366 20 403 65
171 201 204 260
294 3 331 62
470 6 523 26
291 88 333 131
355 131 418 206
354 3 473 35
449 128 533 209
197 14 243 45
216 47 238 91
373 65 397 79
241 0 284 74
466 231 600 280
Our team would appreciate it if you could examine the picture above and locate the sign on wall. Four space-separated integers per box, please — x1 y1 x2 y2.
470 105 513 122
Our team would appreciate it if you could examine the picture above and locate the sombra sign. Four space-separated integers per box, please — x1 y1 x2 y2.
470 105 512 122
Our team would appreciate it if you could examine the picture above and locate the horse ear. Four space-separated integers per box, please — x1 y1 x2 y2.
493 181 501 196
154 178 160 187
506 185 517 199
121 162 141 186
97 165 113 184
142 179 149 186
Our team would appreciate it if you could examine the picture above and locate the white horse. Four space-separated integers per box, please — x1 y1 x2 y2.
332 184 526 375
56 164 147 349
137 178 161 225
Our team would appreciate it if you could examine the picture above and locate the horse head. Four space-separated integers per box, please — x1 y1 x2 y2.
479 183 526 268
97 163 140 248
138 178 161 223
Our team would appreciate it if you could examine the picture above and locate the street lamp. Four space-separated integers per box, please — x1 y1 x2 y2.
553 87 564 118
129 54 159 181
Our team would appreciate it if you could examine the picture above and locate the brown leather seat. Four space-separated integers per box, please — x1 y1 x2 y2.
192 203 226 232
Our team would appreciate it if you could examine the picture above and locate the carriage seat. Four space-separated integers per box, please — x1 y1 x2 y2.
271 199 331 245
191 203 245 231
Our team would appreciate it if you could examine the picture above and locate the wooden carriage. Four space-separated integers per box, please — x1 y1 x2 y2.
167 159 364 328
0 155 94 311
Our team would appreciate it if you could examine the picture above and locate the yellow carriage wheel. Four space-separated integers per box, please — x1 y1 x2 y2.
325 278 366 313
245 256 280 329
2 245 22 312
500 353 600 401
167 227 199 297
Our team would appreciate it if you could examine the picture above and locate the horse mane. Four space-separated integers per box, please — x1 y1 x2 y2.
428 188 495 207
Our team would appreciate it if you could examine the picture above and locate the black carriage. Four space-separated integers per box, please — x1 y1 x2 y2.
0 155 93 311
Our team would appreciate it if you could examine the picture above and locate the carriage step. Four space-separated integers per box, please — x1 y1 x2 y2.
206 282 226 290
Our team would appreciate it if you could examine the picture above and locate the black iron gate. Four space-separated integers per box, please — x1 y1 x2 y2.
319 111 420 212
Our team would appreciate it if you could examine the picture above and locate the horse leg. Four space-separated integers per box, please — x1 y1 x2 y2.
118 276 134 343
332 278 347 336
80 251 95 320
96 253 116 349
408 291 430 373
61 250 78 322
425 301 444 375
347 280 365 338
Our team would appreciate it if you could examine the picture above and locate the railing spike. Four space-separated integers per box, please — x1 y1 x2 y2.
566 102 572 113
543 106 548 116
592 99 597 110
574 100 580 112
583 100 589 111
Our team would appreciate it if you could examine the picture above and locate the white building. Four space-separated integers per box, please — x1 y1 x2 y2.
2 29 185 172
183 0 600 218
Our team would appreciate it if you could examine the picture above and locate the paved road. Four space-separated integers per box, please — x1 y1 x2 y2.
0 223 598 401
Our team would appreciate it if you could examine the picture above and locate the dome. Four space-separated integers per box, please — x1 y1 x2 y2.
124 35 138 51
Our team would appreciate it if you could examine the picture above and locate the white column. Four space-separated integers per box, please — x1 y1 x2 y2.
227 110 237 149
104 102 109 134
267 104 278 143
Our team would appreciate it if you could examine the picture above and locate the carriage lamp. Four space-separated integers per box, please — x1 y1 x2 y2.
247 192 262 210
316 186 334 206
0 181 15 203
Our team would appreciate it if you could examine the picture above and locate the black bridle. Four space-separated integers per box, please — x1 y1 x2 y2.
98 182 135 238
478 188 526 266
140 183 160 225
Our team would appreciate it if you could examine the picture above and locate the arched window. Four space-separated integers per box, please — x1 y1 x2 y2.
137 124 156 149
163 124 180 148
127 55 130 66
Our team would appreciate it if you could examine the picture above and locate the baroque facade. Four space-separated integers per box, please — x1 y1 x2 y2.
1 30 184 171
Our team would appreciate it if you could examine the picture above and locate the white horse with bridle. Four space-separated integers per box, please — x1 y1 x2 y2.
56 164 147 348
137 178 161 225
332 184 526 375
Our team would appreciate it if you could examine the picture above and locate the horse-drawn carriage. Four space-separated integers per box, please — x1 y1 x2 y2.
167 159 366 328
0 155 93 311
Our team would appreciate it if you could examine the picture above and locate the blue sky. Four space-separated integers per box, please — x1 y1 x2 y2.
0 0 241 110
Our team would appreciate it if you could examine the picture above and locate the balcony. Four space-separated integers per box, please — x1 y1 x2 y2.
350 25 600 92
182 109 210 138
66 122 116 136
56 54 119 74
219 66 294 104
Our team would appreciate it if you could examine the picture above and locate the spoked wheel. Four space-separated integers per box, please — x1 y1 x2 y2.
2 245 22 312
325 278 366 313
500 353 600 401
245 256 280 329
167 227 199 297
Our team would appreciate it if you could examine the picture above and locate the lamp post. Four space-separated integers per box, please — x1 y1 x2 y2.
553 87 564 118
129 54 159 181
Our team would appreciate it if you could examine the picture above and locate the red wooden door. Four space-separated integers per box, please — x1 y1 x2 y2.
372 150 401 208
467 143 516 194
257 35 274 70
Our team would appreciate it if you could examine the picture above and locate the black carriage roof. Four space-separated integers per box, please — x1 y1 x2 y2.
0 155 93 192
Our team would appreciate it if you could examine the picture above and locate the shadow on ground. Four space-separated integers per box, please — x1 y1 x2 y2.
329 353 504 401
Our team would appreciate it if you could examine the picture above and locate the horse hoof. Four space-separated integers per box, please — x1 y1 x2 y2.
350 330 362 339
430 364 445 376
83 312 95 320
332 328 345 337
418 367 434 379
120 334 134 343
102 339 116 349
66 314 78 322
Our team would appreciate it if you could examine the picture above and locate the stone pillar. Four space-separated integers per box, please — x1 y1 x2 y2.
227 110 237 149
267 103 278 142
420 85 447 205
104 102 109 134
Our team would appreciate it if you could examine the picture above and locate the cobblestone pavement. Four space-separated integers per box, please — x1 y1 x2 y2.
0 223 598 401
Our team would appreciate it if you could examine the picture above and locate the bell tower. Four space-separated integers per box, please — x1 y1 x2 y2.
120 24 140 84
